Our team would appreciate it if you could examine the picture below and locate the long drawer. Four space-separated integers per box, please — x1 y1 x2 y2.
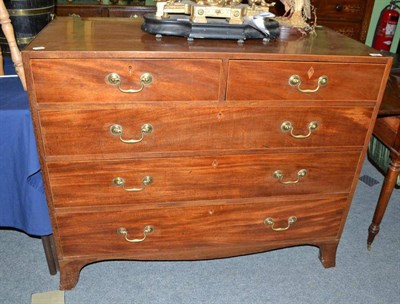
39 106 373 157
56 195 347 258
31 59 222 103
227 61 385 101
48 151 360 208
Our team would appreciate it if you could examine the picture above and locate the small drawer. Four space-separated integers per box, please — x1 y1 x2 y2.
39 106 373 157
314 0 365 20
48 151 360 208
56 196 347 258
227 61 385 101
31 59 222 103
55 6 103 17
318 20 362 41
107 7 156 18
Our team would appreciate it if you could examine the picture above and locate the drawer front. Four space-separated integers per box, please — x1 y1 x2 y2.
55 6 103 17
48 152 360 208
318 21 362 41
313 0 365 21
227 61 385 101
107 7 157 18
31 59 222 103
56 196 347 258
39 106 372 157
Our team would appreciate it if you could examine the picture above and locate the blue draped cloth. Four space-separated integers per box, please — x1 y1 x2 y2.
0 58 52 236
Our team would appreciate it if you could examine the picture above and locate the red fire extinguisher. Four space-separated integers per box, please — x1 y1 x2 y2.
373 0 400 51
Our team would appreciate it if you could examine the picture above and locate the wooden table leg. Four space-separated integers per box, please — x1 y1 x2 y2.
41 235 58 275
0 47 3 75
368 157 400 250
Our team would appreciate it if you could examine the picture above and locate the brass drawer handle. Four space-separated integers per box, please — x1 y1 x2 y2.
117 225 154 243
105 72 153 93
113 176 153 192
281 121 318 139
110 123 153 144
273 169 307 184
264 216 297 231
288 74 328 93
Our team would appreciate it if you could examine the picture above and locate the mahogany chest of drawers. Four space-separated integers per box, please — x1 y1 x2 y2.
22 17 392 290
310 0 375 42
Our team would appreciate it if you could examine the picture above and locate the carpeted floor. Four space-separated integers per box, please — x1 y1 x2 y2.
0 158 399 304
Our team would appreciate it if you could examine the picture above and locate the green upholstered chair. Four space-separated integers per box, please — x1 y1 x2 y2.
368 135 400 187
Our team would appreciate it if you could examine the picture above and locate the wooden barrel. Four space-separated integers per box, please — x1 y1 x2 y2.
0 0 54 54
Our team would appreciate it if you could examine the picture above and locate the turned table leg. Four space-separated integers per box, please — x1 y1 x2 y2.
0 47 3 75
368 157 400 250
0 0 26 89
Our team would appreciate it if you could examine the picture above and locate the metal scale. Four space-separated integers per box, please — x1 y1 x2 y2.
142 0 280 40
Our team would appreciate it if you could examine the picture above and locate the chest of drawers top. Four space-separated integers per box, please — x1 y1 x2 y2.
24 17 384 60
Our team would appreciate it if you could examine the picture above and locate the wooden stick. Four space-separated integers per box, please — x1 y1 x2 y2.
0 0 27 90
0 45 3 75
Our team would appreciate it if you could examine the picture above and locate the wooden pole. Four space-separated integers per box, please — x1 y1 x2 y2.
0 44 3 75
0 0 27 90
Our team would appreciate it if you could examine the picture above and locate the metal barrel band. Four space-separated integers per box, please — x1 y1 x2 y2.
8 6 54 16
0 36 35 44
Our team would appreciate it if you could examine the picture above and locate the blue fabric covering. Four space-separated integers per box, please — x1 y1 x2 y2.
0 58 52 236
3 55 15 75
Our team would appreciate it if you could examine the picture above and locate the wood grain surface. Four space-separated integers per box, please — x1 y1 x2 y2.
56 195 347 258
47 151 360 208
39 106 373 158
22 17 392 290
